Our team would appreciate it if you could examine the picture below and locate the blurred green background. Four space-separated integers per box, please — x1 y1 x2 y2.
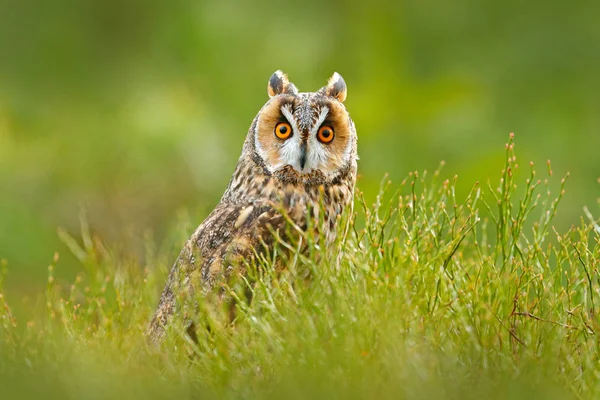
1 0 599 296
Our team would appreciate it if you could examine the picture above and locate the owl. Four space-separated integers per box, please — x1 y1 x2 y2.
147 70 358 344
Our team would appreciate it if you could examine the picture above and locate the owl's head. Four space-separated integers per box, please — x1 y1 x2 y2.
249 70 357 185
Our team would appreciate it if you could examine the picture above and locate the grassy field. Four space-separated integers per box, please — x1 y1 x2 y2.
1 135 599 399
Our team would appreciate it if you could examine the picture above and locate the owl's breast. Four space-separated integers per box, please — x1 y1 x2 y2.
256 177 354 246
215 157 356 264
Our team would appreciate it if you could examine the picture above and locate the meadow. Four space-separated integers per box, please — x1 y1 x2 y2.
1 135 599 399
1 2 599 397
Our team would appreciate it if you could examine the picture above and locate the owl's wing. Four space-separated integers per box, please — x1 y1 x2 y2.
146 200 290 344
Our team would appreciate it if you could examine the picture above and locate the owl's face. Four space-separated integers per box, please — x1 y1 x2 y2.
252 71 356 184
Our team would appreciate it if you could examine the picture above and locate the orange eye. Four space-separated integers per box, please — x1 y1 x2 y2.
274 122 292 139
317 125 335 143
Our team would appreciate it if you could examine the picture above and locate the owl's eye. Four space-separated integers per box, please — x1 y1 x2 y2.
274 122 292 140
317 125 335 143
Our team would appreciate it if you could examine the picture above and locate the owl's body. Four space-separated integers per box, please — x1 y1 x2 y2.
147 71 357 344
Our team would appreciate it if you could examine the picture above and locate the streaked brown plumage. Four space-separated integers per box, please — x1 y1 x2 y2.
147 71 358 344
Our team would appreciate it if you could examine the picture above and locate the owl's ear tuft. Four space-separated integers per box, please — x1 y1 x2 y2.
268 70 298 97
323 72 347 102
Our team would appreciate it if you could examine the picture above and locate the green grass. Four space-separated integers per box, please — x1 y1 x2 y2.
1 134 599 399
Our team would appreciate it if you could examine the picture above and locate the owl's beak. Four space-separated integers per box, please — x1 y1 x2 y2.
299 141 307 171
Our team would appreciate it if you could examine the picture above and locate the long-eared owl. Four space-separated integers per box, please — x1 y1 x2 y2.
147 71 358 343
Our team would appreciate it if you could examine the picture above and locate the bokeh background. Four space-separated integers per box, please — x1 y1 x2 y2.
1 0 599 297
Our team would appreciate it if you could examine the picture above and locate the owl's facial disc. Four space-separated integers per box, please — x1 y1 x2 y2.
255 94 354 182
254 71 354 184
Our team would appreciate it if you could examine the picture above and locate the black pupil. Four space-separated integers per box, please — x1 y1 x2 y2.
322 129 331 137
279 125 288 134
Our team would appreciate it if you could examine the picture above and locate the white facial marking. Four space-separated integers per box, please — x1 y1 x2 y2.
276 104 304 171
303 106 330 173
280 104 299 136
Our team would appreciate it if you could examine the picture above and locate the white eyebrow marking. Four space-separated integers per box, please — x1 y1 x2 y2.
309 106 330 136
275 103 303 172
280 104 300 135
